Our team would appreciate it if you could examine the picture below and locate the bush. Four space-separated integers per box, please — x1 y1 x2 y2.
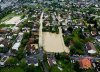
5 57 18 66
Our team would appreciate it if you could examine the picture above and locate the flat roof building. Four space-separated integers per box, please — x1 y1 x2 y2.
12 42 20 51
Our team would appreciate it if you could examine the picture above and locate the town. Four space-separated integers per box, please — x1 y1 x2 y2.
0 0 100 72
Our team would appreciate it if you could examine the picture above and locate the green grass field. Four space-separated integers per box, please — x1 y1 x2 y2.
0 24 15 28
0 67 24 72
1 13 16 22
50 60 76 72
0 66 43 72
1 12 23 23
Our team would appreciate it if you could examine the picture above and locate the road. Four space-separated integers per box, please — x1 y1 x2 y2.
41 61 49 72
39 12 44 47
39 12 49 72
59 27 70 53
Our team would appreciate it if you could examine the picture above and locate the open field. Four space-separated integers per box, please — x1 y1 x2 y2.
43 30 69 53
1 13 16 22
3 16 21 25
0 24 15 28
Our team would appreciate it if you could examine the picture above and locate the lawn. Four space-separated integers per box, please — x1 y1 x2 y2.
50 65 61 72
95 43 100 54
64 28 85 55
0 66 43 72
50 60 76 72
34 66 43 72
0 67 24 72
1 13 16 22
0 24 15 28
1 12 23 23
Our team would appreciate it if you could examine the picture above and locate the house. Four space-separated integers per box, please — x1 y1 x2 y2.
22 27 30 33
0 37 4 42
0 29 8 34
0 56 9 66
0 39 9 47
17 32 24 42
31 32 39 36
32 28 38 32
6 33 13 39
93 62 100 72
62 25 67 32
26 56 38 66
86 42 97 54
91 31 98 37
28 38 35 44
47 54 56 66
79 58 91 69
0 39 10 52
31 33 39 44
12 32 23 51
98 31 100 35
26 44 36 54
96 36 100 42
12 27 19 33
12 42 20 51
83 32 90 37
26 38 38 54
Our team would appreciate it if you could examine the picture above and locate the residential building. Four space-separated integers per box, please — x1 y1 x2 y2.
79 58 92 69
12 32 23 51
0 56 9 66
47 54 56 66
86 42 97 54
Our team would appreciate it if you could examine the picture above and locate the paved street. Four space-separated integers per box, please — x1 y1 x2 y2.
39 12 44 47
39 12 49 72
59 27 70 53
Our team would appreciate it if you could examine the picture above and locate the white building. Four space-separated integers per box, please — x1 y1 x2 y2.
12 32 23 51
12 42 20 51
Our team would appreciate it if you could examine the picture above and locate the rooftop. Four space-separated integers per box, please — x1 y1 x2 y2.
86 42 97 54
79 58 91 69
12 42 20 51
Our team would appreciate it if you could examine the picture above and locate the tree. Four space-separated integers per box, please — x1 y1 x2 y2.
0 6 1 13
64 36 73 46
70 45 76 55
93 20 98 29
26 65 34 72
0 6 12 20
97 26 100 31
44 8 49 13
74 41 84 55
21 32 30 46
20 58 27 69
16 48 25 60
5 57 18 66
74 61 82 72
88 24 92 31
67 26 73 33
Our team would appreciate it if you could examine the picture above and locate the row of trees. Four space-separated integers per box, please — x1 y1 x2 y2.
5 57 35 72
64 28 85 55
0 6 12 20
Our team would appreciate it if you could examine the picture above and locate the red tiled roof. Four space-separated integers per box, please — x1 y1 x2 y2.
79 58 91 69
